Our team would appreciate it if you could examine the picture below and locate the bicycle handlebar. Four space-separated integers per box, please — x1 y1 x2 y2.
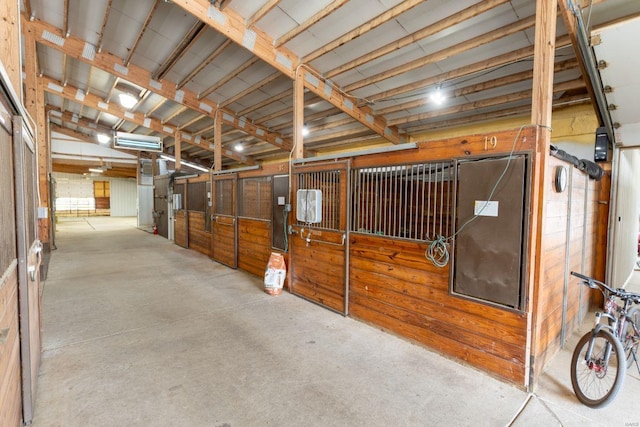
571 271 640 303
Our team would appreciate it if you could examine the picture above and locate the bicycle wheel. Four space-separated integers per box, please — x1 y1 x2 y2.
624 307 640 369
570 329 626 408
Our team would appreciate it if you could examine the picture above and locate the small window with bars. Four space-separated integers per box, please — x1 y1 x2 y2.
214 180 234 216
238 177 272 220
350 162 453 241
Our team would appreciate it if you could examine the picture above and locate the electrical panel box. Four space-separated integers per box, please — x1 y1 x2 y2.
296 189 322 223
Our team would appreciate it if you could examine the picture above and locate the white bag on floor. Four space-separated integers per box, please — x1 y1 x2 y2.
264 252 286 296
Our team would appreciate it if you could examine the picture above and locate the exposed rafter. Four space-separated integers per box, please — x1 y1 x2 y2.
246 0 280 28
41 76 256 166
63 0 69 36
153 21 206 80
124 0 160 66
171 0 403 145
96 0 113 52
219 72 281 109
198 56 260 100
302 0 425 64
177 39 232 89
324 0 511 79
274 0 349 47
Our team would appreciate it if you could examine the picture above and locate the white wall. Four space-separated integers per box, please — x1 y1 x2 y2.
110 178 137 217
52 172 137 216
609 148 640 287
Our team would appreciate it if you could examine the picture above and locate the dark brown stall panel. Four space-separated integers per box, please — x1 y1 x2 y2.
212 174 237 268
452 155 529 310
291 162 348 314
188 212 211 257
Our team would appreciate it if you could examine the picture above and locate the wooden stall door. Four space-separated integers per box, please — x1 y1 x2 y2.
212 174 237 268
173 182 188 248
290 162 348 314
13 117 42 424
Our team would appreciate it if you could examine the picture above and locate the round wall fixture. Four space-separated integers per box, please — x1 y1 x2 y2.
554 165 568 192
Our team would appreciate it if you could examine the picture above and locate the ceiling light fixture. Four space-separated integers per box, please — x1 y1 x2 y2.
88 168 104 173
302 124 310 137
97 133 110 144
118 93 138 109
430 85 446 105
235 143 244 152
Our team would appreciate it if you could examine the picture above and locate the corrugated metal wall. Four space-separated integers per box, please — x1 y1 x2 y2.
52 172 137 217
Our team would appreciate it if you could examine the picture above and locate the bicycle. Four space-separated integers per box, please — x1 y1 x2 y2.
569 271 640 408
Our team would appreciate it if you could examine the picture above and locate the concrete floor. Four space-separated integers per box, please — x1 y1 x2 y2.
32 217 640 426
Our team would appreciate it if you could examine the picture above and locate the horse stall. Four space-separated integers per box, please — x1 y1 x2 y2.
173 174 212 257
181 126 606 390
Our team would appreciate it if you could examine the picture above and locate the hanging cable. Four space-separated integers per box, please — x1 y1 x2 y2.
425 124 552 267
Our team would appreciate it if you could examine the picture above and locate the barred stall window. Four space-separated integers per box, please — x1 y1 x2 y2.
0 120 16 272
350 162 454 241
295 170 341 231
214 179 234 216
187 181 207 212
238 177 272 220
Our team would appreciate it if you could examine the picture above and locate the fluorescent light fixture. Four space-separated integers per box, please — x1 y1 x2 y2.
118 93 138 109
302 124 310 136
235 143 244 152
159 154 209 172
430 85 446 105
97 133 110 144
88 168 104 173
115 131 163 152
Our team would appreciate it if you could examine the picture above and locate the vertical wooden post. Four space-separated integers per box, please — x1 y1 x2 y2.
175 131 182 171
292 67 305 160
214 110 222 171
527 0 558 391
24 26 51 252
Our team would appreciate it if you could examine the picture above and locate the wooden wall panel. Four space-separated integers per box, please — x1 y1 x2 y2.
532 157 604 380
174 211 188 248
291 229 345 313
238 219 272 278
349 234 527 384
188 212 211 257
0 268 22 427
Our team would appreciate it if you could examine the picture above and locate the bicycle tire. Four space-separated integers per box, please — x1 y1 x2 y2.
570 329 626 408
624 307 640 369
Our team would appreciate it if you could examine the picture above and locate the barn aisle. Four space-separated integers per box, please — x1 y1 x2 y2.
31 217 634 426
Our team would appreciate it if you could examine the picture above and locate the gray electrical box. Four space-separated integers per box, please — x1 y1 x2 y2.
451 155 529 310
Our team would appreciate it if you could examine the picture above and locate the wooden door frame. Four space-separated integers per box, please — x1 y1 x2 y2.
290 160 350 315
211 173 238 268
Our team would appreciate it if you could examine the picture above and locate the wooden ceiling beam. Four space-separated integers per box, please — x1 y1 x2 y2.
171 0 402 145
303 0 425 64
25 17 219 119
368 35 573 103
162 105 189 125
63 0 69 36
246 0 281 28
376 58 579 116
345 14 537 93
198 56 260 100
124 0 160 66
48 107 114 134
153 21 206 80
96 0 113 52
41 76 256 166
176 39 232 89
558 0 599 116
388 78 586 126
325 0 510 79
220 110 293 151
275 0 349 47
145 98 169 118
